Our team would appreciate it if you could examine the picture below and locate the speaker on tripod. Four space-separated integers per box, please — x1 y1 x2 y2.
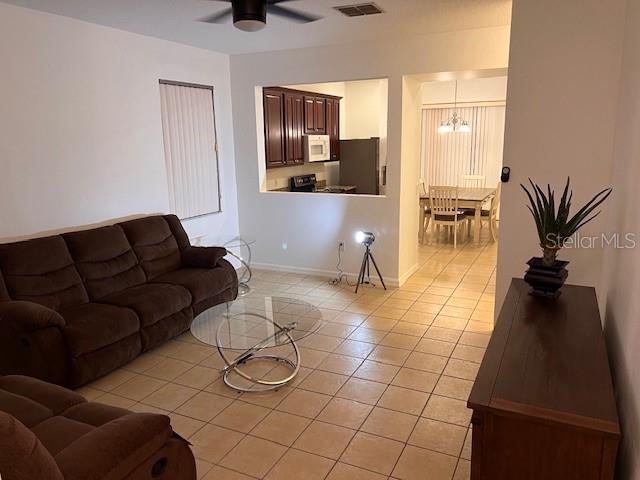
354 231 387 294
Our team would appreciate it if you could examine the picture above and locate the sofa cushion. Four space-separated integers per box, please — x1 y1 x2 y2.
63 225 146 300
61 303 140 357
0 375 85 416
0 412 64 480
68 335 141 389
163 214 191 250
0 389 53 428
0 236 89 310
119 216 182 279
100 283 192 327
63 402 131 427
32 416 95 456
152 263 236 303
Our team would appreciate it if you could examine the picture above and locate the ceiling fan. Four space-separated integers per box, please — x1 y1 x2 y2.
200 0 322 32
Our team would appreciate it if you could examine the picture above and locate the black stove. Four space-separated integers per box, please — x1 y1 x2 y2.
290 174 317 192
289 174 355 194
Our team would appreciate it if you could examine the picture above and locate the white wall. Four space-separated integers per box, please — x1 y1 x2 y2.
0 3 239 243
230 27 510 283
344 79 387 140
496 0 627 308
421 76 508 105
601 0 640 477
398 76 424 281
344 79 389 194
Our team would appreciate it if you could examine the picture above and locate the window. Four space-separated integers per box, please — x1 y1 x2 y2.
420 105 505 188
159 80 221 219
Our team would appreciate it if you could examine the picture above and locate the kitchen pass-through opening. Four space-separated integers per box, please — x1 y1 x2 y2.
256 78 389 196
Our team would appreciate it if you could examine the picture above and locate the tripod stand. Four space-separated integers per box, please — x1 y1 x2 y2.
355 244 387 293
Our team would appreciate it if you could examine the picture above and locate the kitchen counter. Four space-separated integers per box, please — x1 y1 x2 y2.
313 185 357 193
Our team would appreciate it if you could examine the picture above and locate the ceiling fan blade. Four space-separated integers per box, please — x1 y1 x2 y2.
267 4 321 23
267 0 297 4
199 7 233 23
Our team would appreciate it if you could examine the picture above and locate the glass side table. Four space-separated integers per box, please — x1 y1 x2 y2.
208 236 255 296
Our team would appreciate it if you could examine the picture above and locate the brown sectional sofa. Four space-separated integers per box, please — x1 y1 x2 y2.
0 375 196 480
0 214 238 388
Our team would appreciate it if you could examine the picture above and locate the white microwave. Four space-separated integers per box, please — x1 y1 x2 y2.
304 135 331 162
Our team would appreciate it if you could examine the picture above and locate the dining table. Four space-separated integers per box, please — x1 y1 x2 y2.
420 187 497 244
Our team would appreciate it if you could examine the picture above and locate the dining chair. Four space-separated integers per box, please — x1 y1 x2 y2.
461 174 486 188
461 174 489 225
418 179 431 239
429 186 470 248
481 182 501 242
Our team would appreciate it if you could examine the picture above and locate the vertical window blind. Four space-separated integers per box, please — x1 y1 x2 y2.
420 105 505 188
159 81 221 219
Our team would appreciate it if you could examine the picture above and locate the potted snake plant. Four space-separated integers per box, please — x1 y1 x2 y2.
521 178 612 298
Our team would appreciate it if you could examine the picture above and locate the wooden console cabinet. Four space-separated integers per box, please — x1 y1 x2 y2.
468 279 620 480
263 87 341 168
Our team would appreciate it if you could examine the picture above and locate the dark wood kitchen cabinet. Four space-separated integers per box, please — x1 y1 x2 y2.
263 87 340 169
263 88 286 168
304 96 326 134
284 92 305 165
326 98 340 161
468 279 619 480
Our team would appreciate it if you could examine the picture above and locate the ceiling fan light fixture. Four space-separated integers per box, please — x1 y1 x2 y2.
201 0 321 31
234 19 266 31
232 0 266 31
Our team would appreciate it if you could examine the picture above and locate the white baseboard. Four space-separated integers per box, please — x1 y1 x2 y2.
252 262 402 288
397 263 420 287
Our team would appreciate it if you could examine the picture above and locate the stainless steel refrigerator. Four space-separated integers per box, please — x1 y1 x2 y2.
339 138 380 195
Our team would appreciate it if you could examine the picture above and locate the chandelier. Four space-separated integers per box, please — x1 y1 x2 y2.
438 80 471 134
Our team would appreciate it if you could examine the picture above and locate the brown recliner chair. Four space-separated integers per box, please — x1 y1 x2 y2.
0 214 238 388
0 375 196 480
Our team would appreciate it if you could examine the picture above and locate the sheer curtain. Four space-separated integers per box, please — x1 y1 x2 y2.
420 105 505 188
160 82 221 219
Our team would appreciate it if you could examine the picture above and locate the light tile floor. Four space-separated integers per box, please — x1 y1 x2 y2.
77 232 496 480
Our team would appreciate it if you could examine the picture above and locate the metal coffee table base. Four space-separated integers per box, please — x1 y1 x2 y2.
222 238 253 297
216 317 302 392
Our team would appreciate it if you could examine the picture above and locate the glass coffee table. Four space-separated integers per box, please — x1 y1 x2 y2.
190 295 325 392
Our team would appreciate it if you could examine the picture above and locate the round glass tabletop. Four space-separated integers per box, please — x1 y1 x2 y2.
190 295 324 350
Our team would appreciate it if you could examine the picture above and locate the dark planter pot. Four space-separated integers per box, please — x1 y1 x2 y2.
524 257 569 299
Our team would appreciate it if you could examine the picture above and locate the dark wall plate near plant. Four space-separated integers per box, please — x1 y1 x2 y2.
521 178 612 298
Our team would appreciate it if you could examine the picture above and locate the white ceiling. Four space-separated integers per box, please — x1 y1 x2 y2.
1 0 512 55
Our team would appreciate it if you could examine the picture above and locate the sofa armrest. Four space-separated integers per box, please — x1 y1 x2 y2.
55 413 172 480
0 301 65 331
181 246 228 269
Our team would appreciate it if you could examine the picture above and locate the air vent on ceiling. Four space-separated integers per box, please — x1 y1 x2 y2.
334 3 384 17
